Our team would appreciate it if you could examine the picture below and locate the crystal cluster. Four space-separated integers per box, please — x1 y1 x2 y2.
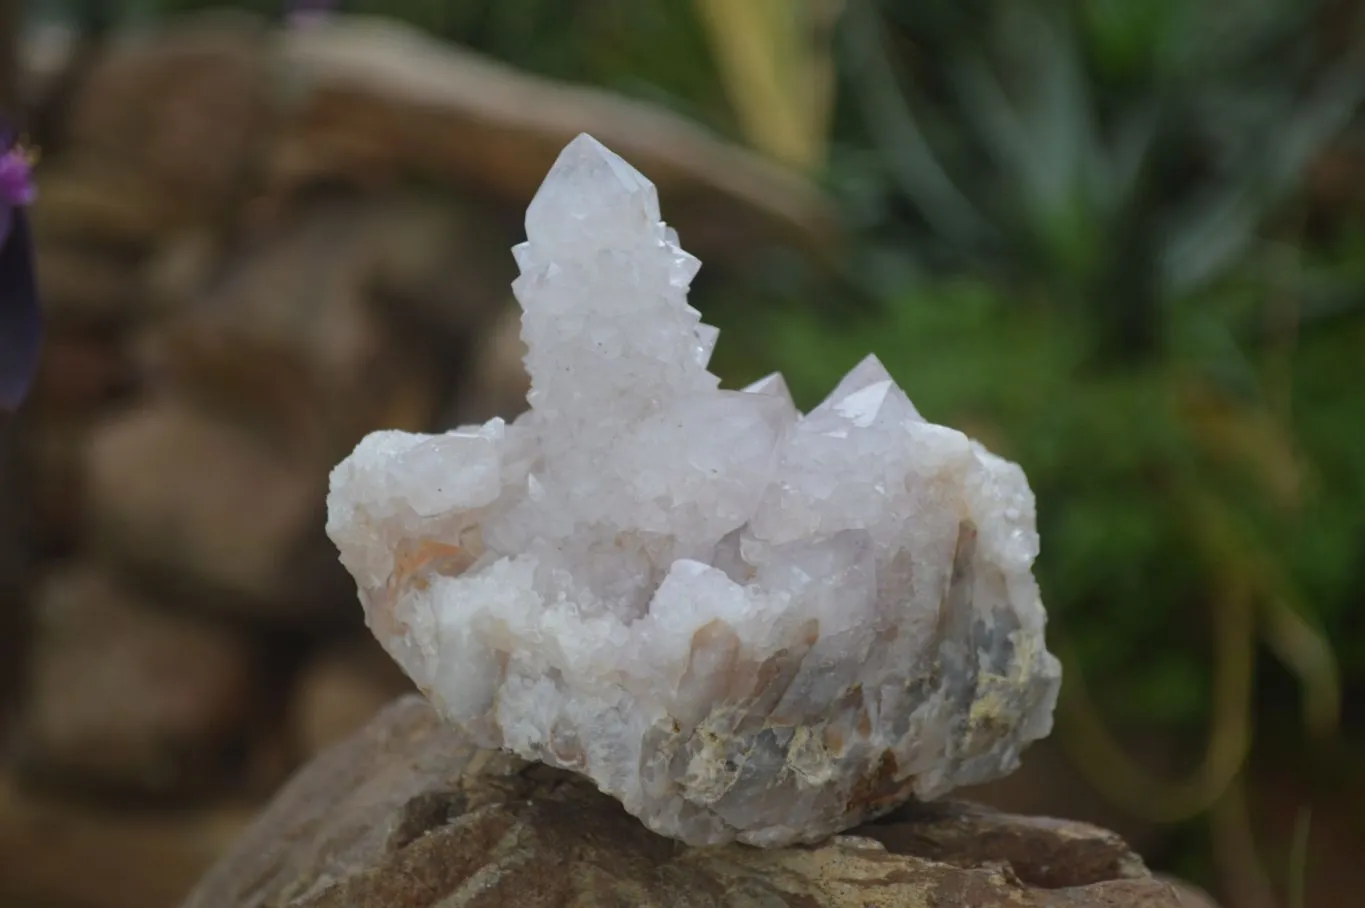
326 134 1062 847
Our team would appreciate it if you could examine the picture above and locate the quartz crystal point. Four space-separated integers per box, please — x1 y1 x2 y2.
326 134 1062 847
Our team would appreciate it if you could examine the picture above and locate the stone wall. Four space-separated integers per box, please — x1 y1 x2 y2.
0 13 829 908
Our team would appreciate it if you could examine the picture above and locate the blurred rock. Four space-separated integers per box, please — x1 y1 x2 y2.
13 565 261 798
22 330 129 553
145 194 463 463
84 400 351 625
30 163 169 252
289 638 411 761
34 244 147 328
0 424 28 724
363 192 517 338
17 21 78 113
1159 876 1223 907
144 228 223 315
183 696 1186 908
0 770 253 908
275 16 835 267
27 329 133 415
859 800 1148 889
22 416 89 549
63 12 275 228
447 300 529 425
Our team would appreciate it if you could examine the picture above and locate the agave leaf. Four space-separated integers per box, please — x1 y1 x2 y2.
948 6 1111 278
839 0 991 245
1010 8 1099 219
1162 57 1365 297
1100 105 1161 210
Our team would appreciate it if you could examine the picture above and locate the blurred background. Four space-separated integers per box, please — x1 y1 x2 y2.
0 1 1362 906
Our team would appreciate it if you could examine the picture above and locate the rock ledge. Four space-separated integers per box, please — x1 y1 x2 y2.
182 695 1187 908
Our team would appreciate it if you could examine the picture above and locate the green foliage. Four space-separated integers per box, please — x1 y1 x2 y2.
835 0 1365 352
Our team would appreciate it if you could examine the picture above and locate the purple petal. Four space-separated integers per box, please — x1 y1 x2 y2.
0 210 42 414
0 150 36 208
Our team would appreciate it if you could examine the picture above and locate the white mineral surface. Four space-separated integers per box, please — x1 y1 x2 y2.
326 134 1062 847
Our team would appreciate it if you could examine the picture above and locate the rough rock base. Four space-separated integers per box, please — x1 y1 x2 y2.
182 696 1189 908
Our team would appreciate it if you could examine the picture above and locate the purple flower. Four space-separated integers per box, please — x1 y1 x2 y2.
0 122 41 417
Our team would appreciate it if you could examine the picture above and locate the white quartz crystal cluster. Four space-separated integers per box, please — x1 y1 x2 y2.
326 134 1062 847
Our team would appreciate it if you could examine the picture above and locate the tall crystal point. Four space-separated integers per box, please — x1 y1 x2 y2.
326 133 1062 847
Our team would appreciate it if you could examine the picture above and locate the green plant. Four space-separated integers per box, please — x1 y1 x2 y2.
835 0 1365 352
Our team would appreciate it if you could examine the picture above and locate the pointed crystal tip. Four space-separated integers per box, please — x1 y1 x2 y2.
742 372 793 403
809 353 922 428
525 134 662 248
